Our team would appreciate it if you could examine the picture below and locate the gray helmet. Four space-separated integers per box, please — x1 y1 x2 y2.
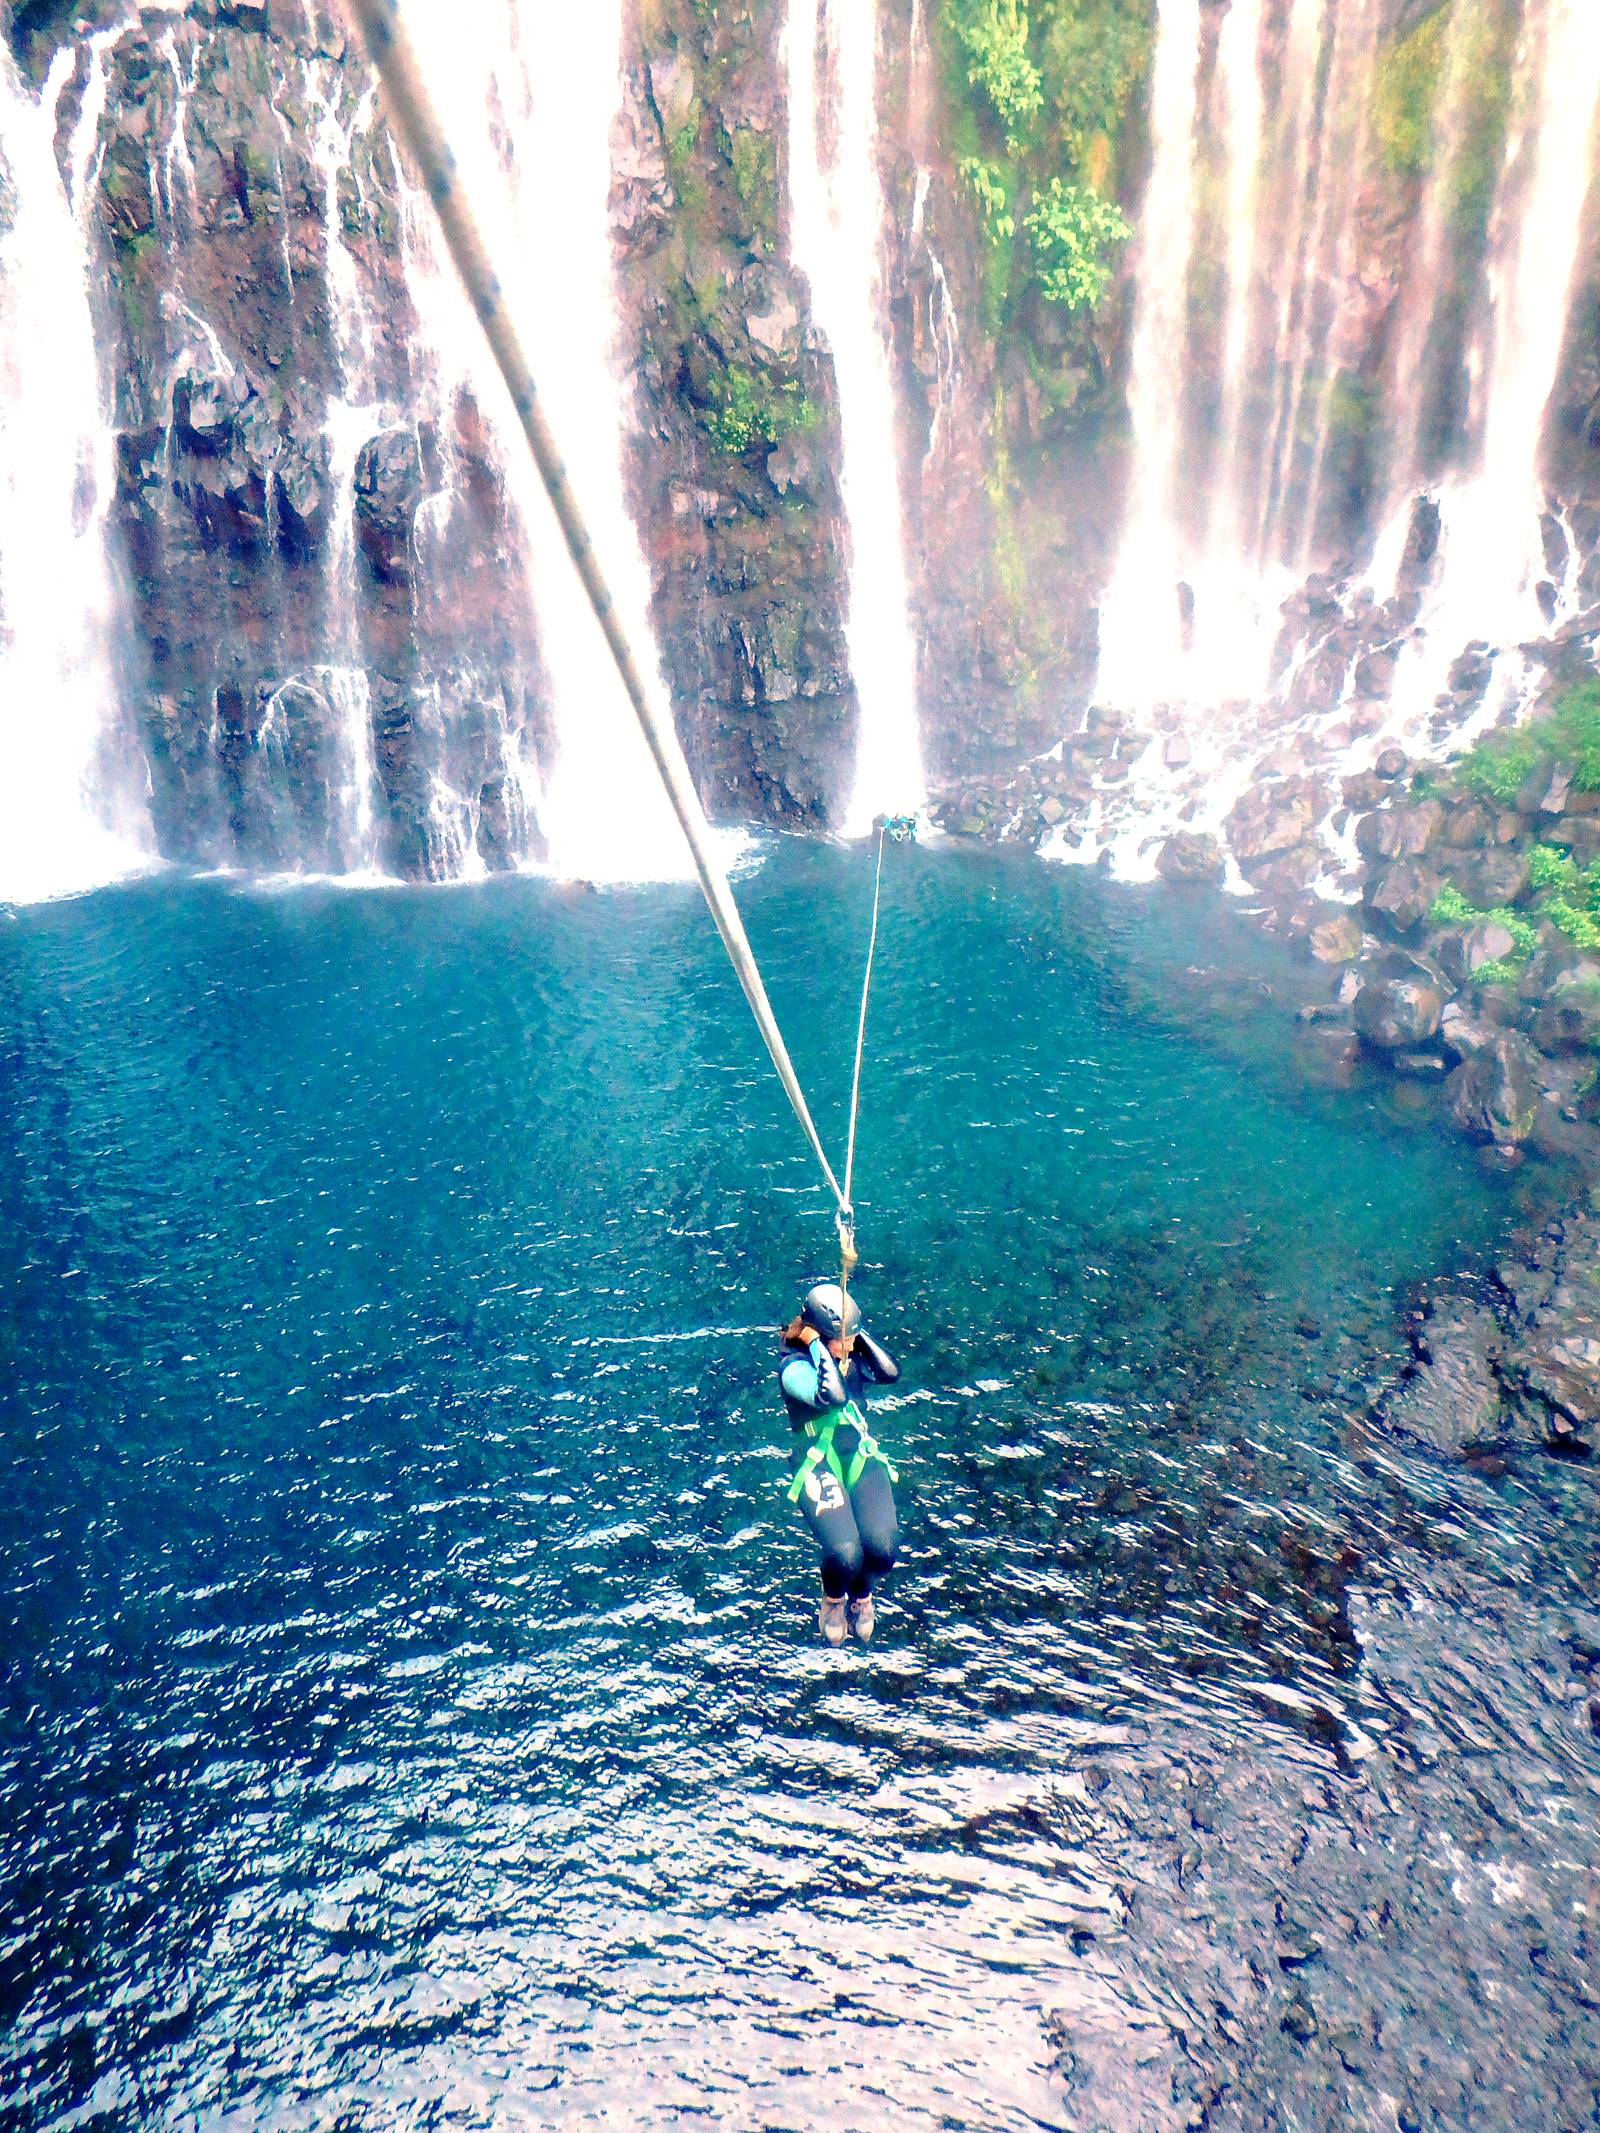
802 1282 861 1343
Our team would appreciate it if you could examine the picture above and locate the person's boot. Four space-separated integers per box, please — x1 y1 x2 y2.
849 1593 875 1643
819 1593 849 1647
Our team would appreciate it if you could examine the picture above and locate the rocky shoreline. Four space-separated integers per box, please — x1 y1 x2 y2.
935 716 1600 1480
936 704 1600 1172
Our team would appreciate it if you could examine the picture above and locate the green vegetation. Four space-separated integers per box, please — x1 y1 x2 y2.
1456 679 1600 804
943 0 1148 329
729 128 776 243
1372 7 1447 177
1428 883 1537 984
703 365 816 459
1024 177 1130 310
953 0 1042 149
1525 843 1600 952
1371 1 1518 240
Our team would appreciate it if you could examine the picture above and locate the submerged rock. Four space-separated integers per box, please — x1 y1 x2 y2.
1381 1299 1505 1456
1353 973 1444 1051
1446 1032 1541 1146
1309 911 1363 964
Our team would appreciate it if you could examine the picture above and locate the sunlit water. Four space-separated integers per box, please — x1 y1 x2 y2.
3 844 1595 2129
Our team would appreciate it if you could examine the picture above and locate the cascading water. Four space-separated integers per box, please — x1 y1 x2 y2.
1387 0 1600 736
308 74 384 880
783 0 925 834
1094 0 1202 713
0 41 149 903
1072 0 1600 884
394 0 694 885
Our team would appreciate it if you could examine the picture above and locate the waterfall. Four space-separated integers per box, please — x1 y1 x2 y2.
308 75 384 879
1094 0 1203 712
784 0 925 833
0 42 149 903
1392 0 1600 728
395 0 692 884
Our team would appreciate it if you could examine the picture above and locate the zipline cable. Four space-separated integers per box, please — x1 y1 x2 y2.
835 821 889 1335
340 0 854 1232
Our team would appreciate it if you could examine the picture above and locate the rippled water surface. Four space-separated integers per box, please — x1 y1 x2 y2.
3 842 1596 2130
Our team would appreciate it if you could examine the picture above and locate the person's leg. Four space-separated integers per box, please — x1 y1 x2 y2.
791 1448 864 1636
847 1462 898 1598
842 1461 896 1642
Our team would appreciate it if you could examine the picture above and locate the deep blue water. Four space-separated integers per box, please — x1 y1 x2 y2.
0 841 1579 2128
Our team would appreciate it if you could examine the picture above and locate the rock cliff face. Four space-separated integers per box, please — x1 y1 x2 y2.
8 0 1600 881
19 0 548 880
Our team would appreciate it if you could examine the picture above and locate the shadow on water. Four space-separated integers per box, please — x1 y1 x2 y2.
1 840 1597 2129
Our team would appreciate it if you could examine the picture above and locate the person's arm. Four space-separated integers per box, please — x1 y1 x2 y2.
780 1338 846 1411
854 1329 900 1384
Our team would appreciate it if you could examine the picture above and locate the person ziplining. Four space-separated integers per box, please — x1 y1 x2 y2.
779 1282 901 1645
342 0 918 1643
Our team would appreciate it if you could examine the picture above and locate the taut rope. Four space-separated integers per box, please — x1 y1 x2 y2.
342 0 853 1222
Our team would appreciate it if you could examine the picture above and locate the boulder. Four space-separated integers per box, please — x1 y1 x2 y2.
1227 779 1319 864
1516 757 1576 816
1308 911 1364 964
1443 801 1492 849
1152 819 1228 878
1446 1032 1541 1145
1531 969 1600 1054
1375 745 1408 780
1381 1301 1505 1456
1341 771 1386 811
1353 647 1399 697
1457 846 1530 908
1352 972 1444 1051
1364 859 1440 935
1355 810 1403 862
1439 1002 1500 1059
1436 917 1518 986
354 428 424 584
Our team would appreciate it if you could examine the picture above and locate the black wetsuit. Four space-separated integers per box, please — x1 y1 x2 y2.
779 1332 900 1599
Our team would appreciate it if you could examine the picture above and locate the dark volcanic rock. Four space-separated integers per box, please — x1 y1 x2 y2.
1380 1299 1505 1455
354 429 424 585
1309 910 1364 964
1531 967 1600 1053
1156 830 1226 884
1364 859 1441 935
1227 778 1321 865
1446 1032 1541 1145
1353 972 1444 1051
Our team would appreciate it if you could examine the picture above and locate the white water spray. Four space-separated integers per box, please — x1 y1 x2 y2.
395 0 693 883
1392 0 1600 728
784 0 924 833
0 43 149 903
1095 0 1203 711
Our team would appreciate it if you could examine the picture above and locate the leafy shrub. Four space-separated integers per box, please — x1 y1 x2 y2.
1038 0 1150 170
1527 842 1578 893
958 156 1015 240
1456 679 1600 803
1472 959 1523 988
943 0 1148 325
1456 727 1545 804
954 0 1043 148
1023 177 1131 309
1372 8 1446 177
703 368 816 458
1430 883 1476 926
1544 899 1600 953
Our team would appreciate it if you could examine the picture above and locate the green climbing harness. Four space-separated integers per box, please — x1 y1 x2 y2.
786 1398 900 1504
